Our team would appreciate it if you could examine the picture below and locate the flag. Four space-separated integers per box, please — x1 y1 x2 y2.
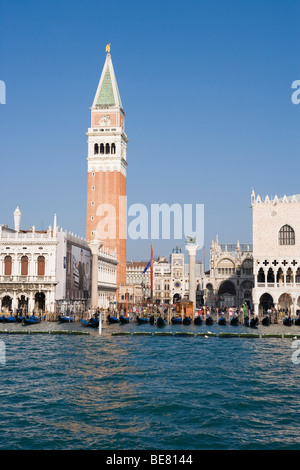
143 260 151 274
243 304 247 317
151 241 153 296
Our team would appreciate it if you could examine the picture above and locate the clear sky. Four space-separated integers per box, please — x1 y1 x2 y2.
0 0 299 265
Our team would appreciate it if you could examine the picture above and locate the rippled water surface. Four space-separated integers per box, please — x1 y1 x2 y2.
0 321 299 450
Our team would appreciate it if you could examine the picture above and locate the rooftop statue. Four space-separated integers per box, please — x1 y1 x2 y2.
186 236 197 245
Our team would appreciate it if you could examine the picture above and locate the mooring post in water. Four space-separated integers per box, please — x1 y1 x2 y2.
99 311 102 336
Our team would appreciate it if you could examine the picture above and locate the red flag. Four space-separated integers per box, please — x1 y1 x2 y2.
151 241 153 296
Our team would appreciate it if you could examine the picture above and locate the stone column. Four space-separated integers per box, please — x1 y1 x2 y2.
89 240 101 313
185 243 199 314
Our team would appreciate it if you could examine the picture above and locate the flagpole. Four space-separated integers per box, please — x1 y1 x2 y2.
151 241 153 301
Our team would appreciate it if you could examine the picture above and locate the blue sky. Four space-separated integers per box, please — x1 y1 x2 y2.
0 0 299 265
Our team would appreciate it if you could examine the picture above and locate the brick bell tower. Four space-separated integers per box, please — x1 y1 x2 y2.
86 44 128 292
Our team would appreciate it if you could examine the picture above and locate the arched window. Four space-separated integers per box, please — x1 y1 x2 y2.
111 143 116 154
21 256 28 276
279 225 295 245
94 143 99 154
37 256 45 276
4 256 12 276
257 268 265 283
100 143 104 154
105 143 110 154
267 268 275 283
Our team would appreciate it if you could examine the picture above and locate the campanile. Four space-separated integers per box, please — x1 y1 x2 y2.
86 45 128 290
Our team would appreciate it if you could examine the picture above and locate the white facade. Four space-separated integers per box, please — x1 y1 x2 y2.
0 209 118 314
97 245 118 309
252 190 300 315
0 215 58 313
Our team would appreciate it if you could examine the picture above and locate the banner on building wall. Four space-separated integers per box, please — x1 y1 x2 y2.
70 245 91 299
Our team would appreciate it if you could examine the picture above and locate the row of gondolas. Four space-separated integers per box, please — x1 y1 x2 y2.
1 313 297 329
0 314 46 325
102 313 300 328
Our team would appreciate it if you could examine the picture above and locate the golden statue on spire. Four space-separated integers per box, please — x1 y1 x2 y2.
106 43 111 54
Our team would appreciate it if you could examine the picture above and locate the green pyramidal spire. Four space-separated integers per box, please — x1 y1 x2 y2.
92 45 123 109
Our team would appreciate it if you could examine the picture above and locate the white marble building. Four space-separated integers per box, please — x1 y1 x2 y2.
0 208 118 314
251 190 300 315
0 208 58 313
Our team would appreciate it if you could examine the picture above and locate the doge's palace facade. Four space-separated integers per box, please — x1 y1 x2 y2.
252 190 300 315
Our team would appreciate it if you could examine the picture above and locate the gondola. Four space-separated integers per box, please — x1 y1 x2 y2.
156 316 166 327
283 317 293 326
22 315 44 325
3 315 17 323
149 315 155 325
205 316 214 325
136 316 149 324
80 317 99 328
58 315 74 323
107 314 120 324
230 316 239 326
250 317 258 328
183 316 192 325
171 316 182 324
119 315 130 324
218 317 227 326
194 316 203 325
262 316 270 326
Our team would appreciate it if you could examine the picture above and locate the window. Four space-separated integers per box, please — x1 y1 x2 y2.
21 256 28 276
279 225 295 245
105 143 110 154
4 256 12 276
94 143 99 154
111 143 116 154
37 256 45 276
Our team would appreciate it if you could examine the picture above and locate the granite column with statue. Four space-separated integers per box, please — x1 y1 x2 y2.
185 241 199 314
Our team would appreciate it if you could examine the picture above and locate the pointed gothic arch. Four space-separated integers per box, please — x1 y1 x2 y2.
257 267 265 283
267 267 275 283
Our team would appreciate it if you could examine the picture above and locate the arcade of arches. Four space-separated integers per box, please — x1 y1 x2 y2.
258 292 300 313
1 292 46 313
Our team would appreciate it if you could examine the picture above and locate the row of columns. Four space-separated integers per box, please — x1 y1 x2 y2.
0 289 55 313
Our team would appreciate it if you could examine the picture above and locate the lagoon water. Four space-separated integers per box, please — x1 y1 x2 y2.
0 320 299 450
